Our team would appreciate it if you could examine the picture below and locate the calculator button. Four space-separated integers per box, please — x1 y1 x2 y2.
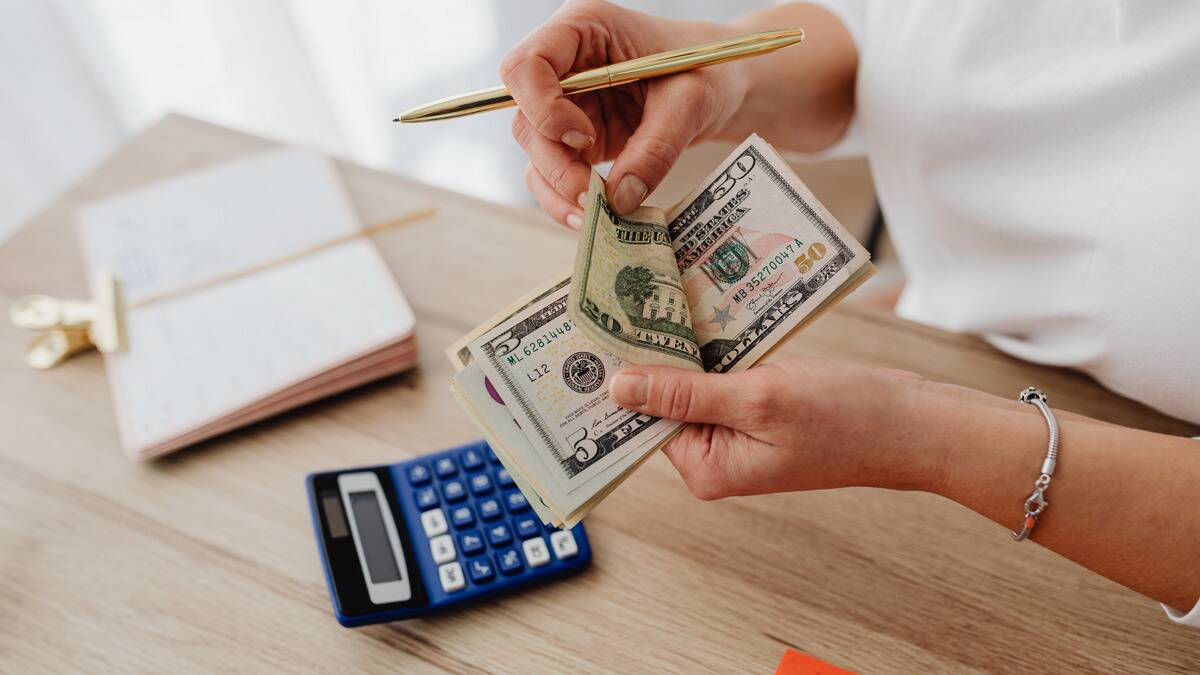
414 486 438 510
450 505 475 529
550 530 579 560
496 548 523 575
438 562 465 593
486 446 501 464
429 534 456 564
469 473 493 496
461 448 485 471
522 537 551 568
468 557 495 584
407 463 432 485
495 467 515 488
504 489 529 514
434 456 458 478
486 523 513 547
420 509 448 537
458 530 485 556
478 498 502 520
441 479 467 502
513 516 540 540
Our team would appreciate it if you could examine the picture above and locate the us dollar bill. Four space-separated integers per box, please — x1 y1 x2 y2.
667 134 873 372
450 360 658 526
569 171 704 371
568 134 873 374
451 134 871 524
466 283 680 492
446 273 570 371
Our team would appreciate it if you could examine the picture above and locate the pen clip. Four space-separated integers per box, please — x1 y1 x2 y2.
9 270 128 368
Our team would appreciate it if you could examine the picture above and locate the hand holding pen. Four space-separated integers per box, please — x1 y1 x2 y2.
401 1 803 227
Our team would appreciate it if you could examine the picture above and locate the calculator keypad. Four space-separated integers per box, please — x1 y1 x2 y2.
522 537 551 568
438 562 465 593
441 479 466 502
513 516 540 539
408 463 431 485
461 448 486 471
420 509 447 537
467 557 495 584
496 548 523 575
450 504 475 528
503 489 528 513
459 530 485 556
434 457 458 478
487 523 513 547
469 473 492 495
550 530 578 559
429 534 456 564
407 443 585 596
414 486 438 509
478 498 502 520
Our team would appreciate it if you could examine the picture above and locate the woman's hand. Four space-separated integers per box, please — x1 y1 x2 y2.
611 358 1200 612
609 358 949 499
498 0 749 227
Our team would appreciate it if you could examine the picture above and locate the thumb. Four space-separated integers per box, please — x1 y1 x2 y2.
609 365 745 425
606 76 714 214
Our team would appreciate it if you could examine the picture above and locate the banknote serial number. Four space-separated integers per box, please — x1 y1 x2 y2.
742 240 826 291
504 320 573 366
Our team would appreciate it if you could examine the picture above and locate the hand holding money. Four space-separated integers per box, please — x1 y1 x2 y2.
448 135 872 526
606 359 940 500
499 2 753 223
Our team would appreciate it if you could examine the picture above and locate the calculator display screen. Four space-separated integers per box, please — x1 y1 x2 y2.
348 491 402 583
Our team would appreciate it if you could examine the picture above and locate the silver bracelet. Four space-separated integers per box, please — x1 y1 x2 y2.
1011 387 1059 542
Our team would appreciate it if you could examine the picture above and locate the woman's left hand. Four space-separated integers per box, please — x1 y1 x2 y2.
608 358 955 499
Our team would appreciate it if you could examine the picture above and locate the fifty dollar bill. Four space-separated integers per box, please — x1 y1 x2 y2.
569 133 873 374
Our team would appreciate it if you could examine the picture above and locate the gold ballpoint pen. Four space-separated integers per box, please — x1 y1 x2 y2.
396 28 803 123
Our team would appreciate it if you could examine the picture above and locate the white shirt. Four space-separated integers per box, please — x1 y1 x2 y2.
812 0 1200 625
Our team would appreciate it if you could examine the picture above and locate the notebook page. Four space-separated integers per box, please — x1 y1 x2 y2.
77 148 415 455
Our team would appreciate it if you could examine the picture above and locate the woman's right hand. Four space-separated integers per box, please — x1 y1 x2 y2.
499 0 750 227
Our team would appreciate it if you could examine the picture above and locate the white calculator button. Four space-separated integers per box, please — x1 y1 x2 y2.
438 562 465 593
429 534 456 564
550 530 579 559
420 509 448 537
522 537 551 568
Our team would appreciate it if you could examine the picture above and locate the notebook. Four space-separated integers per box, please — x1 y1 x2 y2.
76 148 419 459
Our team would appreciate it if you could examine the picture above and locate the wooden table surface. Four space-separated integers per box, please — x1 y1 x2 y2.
2 115 1198 674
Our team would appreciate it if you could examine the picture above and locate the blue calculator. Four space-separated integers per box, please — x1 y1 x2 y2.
306 440 592 626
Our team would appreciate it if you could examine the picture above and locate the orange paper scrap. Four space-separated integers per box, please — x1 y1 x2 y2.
775 648 855 675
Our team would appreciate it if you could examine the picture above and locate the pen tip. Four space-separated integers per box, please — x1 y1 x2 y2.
392 117 400 123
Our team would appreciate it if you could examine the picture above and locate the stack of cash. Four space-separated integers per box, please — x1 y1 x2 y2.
448 135 873 527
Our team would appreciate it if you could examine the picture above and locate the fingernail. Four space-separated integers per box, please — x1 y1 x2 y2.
613 175 647 214
561 130 593 150
576 192 587 208
566 212 582 230
610 370 648 407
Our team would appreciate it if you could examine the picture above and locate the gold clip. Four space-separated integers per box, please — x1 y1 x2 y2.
9 271 127 369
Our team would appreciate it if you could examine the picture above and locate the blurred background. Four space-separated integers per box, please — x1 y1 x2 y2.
0 0 884 266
